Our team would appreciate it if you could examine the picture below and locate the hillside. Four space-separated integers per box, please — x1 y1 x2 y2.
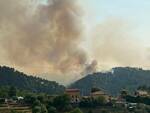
70 67 150 96
0 66 65 94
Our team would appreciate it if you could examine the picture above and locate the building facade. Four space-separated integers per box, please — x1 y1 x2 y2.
65 89 80 104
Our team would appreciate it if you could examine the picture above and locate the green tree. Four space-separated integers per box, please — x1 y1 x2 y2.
32 99 41 108
48 106 57 113
88 109 93 113
9 86 17 97
0 86 9 98
32 99 48 113
70 108 83 113
0 98 5 104
41 104 48 113
32 106 41 113
53 94 71 111
37 95 46 104
101 109 109 113
24 94 37 105
96 96 107 105
10 110 23 113
120 89 128 98
146 106 150 113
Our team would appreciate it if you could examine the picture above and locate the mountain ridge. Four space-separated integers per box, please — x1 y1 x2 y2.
70 67 150 96
0 66 65 94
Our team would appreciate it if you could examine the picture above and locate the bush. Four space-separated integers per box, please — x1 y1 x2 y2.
101 109 109 113
96 96 107 105
0 98 5 104
41 104 48 113
32 99 48 113
48 106 57 113
53 94 71 111
37 95 46 104
32 99 41 108
80 98 94 107
9 86 17 97
63 104 73 111
24 94 37 105
70 108 83 113
32 106 41 113
146 106 150 112
88 109 93 113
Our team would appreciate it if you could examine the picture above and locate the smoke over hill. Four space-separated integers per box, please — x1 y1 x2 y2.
0 0 97 84
0 0 149 84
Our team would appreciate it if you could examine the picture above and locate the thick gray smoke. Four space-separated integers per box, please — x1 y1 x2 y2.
0 0 97 83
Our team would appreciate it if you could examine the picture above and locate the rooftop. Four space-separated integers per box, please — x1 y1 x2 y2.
65 89 80 92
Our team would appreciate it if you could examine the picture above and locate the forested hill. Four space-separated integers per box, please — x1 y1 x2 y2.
0 66 65 94
70 67 150 96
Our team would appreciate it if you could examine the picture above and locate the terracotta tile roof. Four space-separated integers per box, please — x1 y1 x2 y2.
65 89 80 92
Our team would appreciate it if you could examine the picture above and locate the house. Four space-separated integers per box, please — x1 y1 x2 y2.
135 90 148 97
65 89 80 104
91 90 106 97
17 96 24 101
91 88 110 102
115 96 127 107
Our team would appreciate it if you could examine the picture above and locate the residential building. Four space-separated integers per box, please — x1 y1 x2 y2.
65 89 80 104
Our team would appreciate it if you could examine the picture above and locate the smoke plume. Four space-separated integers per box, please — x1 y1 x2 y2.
2 0 149 84
0 0 97 83
91 18 148 70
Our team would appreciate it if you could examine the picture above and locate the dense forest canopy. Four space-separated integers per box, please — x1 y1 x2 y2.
1 66 150 96
0 66 65 95
70 67 150 96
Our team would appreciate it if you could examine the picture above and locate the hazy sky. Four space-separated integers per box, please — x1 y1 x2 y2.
79 0 150 44
77 0 150 70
